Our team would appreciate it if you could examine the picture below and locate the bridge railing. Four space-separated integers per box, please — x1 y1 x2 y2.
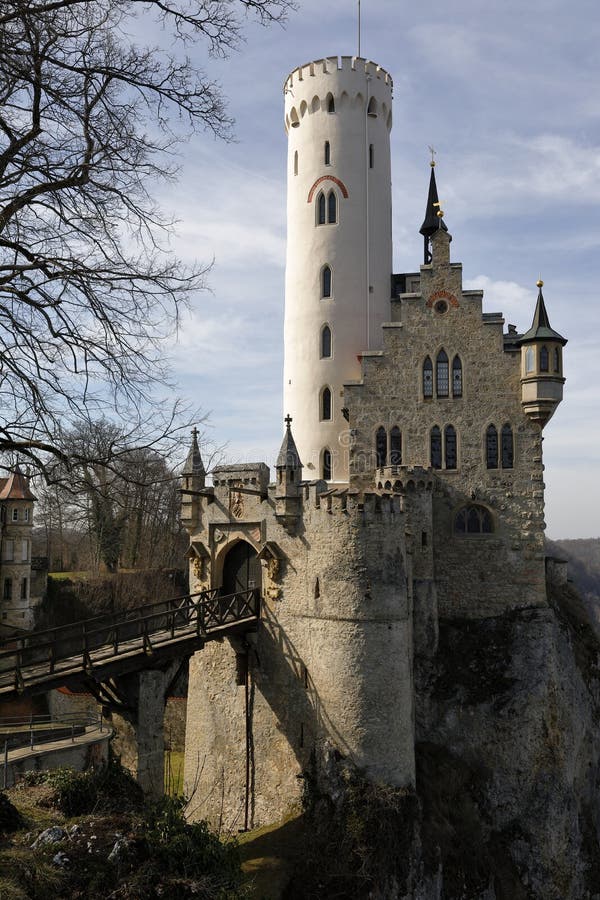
0 587 260 692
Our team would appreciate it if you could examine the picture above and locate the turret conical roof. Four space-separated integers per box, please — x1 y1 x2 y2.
520 284 567 346
419 165 448 238
276 416 302 469
182 427 206 476
0 467 35 501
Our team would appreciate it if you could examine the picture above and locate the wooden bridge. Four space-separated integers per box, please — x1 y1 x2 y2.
0 588 261 699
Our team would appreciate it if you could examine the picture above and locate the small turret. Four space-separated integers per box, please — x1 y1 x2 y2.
180 427 206 529
419 159 449 264
275 415 303 525
520 280 567 426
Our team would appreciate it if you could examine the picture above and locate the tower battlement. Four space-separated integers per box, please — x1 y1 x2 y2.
284 55 393 93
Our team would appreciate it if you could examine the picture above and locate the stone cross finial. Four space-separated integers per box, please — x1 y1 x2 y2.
284 414 293 428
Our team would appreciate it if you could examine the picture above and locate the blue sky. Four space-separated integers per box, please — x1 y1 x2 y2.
155 0 599 539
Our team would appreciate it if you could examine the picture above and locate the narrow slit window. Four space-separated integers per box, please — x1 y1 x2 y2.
445 425 457 470
317 191 326 225
369 144 374 169
322 265 332 298
327 94 335 113
501 424 514 469
3 578 11 601
431 426 442 469
436 349 449 397
452 356 463 397
327 190 337 224
324 141 331 165
376 427 387 467
294 150 298 175
423 357 433 398
390 426 402 465
20 578 27 600
486 424 498 469
553 347 560 373
322 448 332 480
321 387 332 420
321 325 332 358
540 345 549 372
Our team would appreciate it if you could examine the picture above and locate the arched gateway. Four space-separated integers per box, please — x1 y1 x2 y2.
221 540 261 595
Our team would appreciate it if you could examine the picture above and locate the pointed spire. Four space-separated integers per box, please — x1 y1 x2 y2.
419 162 448 239
520 280 567 345
276 415 302 469
182 427 206 476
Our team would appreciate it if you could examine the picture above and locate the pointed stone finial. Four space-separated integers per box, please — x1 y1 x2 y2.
277 415 302 469
520 281 567 346
420 163 448 264
182 426 205 477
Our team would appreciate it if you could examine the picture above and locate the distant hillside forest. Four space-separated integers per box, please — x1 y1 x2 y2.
548 538 600 602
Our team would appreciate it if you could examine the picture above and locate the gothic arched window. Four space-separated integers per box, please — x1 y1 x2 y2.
321 387 332 421
540 345 549 372
445 425 457 470
390 426 402 465
436 349 449 397
327 190 337 224
324 141 331 165
454 504 493 535
321 325 332 358
317 191 326 225
452 355 463 397
525 347 534 373
327 93 335 113
322 448 332 480
486 424 498 469
501 424 514 469
553 347 560 373
430 426 442 470
423 357 433 399
375 427 387 467
322 265 332 298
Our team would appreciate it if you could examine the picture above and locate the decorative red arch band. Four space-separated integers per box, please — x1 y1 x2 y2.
426 290 460 309
307 175 349 203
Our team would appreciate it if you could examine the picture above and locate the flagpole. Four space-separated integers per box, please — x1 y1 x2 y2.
358 0 361 57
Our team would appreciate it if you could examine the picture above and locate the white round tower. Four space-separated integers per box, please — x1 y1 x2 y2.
283 55 393 482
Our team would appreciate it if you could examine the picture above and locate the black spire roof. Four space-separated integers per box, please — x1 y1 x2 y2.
419 165 448 238
520 283 567 346
276 415 302 469
182 427 206 476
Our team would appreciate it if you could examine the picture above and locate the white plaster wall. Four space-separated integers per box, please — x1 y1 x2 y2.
283 57 393 481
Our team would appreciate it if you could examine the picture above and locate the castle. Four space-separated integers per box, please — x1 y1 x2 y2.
181 55 566 830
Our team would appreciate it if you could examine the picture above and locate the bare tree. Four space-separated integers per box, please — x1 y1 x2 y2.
0 0 295 474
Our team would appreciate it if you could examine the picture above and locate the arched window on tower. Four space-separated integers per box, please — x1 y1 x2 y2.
501 424 514 469
486 424 498 469
553 347 561 373
294 150 298 175
436 349 449 397
321 265 332 298
369 144 374 169
327 190 337 224
452 355 463 397
324 141 331 165
317 191 326 225
375 427 387 468
430 426 442 469
367 97 377 117
525 347 534 373
322 448 332 480
390 426 402 465
321 387 332 421
321 325 332 358
423 357 433 399
327 93 335 113
445 425 457 470
540 345 549 372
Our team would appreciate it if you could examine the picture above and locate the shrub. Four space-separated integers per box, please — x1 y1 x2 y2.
0 791 23 832
23 759 144 816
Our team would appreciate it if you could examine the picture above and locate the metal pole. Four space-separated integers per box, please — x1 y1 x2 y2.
3 740 7 790
358 0 361 57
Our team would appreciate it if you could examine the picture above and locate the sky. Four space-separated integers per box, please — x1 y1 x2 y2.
151 0 599 540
